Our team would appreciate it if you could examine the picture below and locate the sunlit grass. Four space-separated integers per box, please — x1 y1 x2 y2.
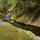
0 21 37 40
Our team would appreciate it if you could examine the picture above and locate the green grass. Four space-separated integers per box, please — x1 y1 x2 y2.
0 21 37 40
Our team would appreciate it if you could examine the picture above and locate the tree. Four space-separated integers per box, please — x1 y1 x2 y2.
11 0 40 26
0 0 40 37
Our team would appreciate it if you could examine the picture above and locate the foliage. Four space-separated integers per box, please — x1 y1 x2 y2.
0 0 40 25
11 0 40 26
0 0 40 39
0 0 17 19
